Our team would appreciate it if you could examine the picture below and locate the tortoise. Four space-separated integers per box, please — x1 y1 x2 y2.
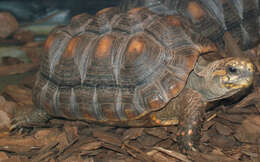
119 0 260 51
11 7 255 151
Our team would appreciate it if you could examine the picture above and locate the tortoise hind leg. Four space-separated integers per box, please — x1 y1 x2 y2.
10 108 51 132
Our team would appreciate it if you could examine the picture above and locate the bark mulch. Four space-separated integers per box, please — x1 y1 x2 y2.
0 12 259 162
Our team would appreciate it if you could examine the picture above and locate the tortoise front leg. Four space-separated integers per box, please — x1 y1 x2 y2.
176 88 205 152
150 88 205 152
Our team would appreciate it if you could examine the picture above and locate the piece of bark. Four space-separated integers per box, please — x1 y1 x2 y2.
103 143 127 155
191 150 240 162
216 114 244 124
3 85 32 106
209 134 238 149
0 144 40 154
137 134 162 147
0 136 41 148
64 125 79 144
56 131 78 156
155 139 173 149
33 129 61 146
62 154 85 162
0 152 8 161
80 141 104 151
0 110 11 132
147 150 178 162
202 120 216 131
0 12 18 39
2 156 29 162
123 142 155 162
92 129 122 147
234 115 260 143
153 147 191 162
122 128 143 141
0 95 16 116
144 127 168 139
0 63 38 77
232 88 260 109
215 123 233 136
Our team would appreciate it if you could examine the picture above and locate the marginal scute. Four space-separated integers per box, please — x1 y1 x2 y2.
71 13 90 23
82 113 95 121
101 104 118 120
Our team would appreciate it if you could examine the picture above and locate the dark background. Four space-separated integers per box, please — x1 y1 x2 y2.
0 0 123 22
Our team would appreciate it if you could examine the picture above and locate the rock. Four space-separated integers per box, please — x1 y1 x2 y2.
0 12 18 39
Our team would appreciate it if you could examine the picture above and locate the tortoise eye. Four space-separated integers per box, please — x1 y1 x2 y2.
227 66 238 74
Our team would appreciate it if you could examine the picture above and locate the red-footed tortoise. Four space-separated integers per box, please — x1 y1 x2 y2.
11 7 255 151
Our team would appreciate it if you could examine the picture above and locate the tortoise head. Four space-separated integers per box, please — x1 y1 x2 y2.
202 57 254 101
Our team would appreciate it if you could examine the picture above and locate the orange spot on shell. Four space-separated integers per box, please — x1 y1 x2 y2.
126 37 145 61
44 34 55 50
95 35 114 59
63 37 80 58
166 16 181 26
187 1 206 20
128 37 144 53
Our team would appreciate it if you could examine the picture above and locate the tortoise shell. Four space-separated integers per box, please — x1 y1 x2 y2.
33 7 214 123
120 0 260 50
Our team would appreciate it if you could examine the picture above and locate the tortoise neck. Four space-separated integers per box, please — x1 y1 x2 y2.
186 71 211 101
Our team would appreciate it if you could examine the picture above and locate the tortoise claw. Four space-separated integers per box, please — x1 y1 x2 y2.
9 116 32 134
176 126 200 153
